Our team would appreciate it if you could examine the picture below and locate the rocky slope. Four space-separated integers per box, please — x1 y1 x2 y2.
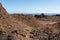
0 3 60 40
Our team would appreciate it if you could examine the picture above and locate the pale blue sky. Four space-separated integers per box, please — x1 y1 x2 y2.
0 0 60 14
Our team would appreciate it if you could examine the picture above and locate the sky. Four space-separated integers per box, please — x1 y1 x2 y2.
0 0 60 14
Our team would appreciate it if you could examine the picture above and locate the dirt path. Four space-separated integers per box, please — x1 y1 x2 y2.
39 21 57 25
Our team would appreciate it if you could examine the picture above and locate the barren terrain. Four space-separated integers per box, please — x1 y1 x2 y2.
0 3 60 40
